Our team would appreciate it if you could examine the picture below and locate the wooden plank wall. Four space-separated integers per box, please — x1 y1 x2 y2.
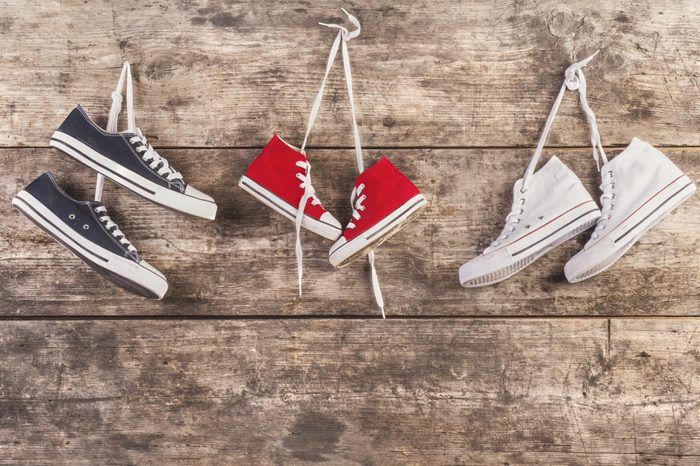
0 0 699 463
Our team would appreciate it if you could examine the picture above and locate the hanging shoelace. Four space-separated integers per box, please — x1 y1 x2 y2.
487 51 606 253
107 62 182 183
293 161 322 295
94 205 137 254
292 9 377 307
520 51 607 193
293 9 383 315
321 10 385 317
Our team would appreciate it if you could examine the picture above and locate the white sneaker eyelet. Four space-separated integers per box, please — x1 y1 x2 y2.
69 214 76 220
538 215 544 220
83 224 90 230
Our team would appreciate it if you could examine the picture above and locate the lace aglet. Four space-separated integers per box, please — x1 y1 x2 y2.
380 307 386 319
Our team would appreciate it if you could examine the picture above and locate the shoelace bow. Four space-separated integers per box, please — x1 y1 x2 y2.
94 205 137 254
591 170 615 240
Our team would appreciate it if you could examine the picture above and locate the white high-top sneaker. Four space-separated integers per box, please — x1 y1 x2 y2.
565 138 696 282
459 51 604 287
459 157 600 286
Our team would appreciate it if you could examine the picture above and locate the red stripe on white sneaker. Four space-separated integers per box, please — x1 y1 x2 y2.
491 200 597 254
609 174 684 236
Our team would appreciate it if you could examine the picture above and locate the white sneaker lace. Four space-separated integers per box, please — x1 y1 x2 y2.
94 205 137 254
319 10 385 317
294 160 322 294
590 170 615 240
490 197 525 248
346 184 366 230
129 129 183 181
107 62 184 185
520 51 607 193
292 9 386 316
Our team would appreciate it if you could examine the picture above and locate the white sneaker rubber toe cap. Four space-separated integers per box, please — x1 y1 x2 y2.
459 248 513 286
138 259 169 299
321 212 343 237
184 185 217 220
328 236 348 266
564 236 616 283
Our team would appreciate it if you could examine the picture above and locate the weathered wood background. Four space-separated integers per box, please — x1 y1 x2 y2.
0 0 699 463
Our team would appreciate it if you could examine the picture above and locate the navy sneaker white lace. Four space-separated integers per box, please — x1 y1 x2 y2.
459 52 604 287
12 171 168 299
50 62 217 220
565 138 696 282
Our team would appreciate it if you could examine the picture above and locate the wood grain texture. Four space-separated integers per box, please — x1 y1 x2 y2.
0 0 699 147
0 319 698 464
1 147 698 317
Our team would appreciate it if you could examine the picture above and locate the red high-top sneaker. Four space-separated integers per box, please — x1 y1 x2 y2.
239 134 342 240
329 157 427 268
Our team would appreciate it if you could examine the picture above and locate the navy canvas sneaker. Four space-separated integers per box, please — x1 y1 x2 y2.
50 62 217 220
12 171 168 299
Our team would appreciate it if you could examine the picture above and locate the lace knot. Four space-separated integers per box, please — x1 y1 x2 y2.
319 8 361 42
564 50 599 90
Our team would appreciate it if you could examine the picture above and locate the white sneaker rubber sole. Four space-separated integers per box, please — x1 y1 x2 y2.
329 194 427 268
12 190 168 299
50 131 217 220
238 175 342 240
460 203 601 287
567 176 696 283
